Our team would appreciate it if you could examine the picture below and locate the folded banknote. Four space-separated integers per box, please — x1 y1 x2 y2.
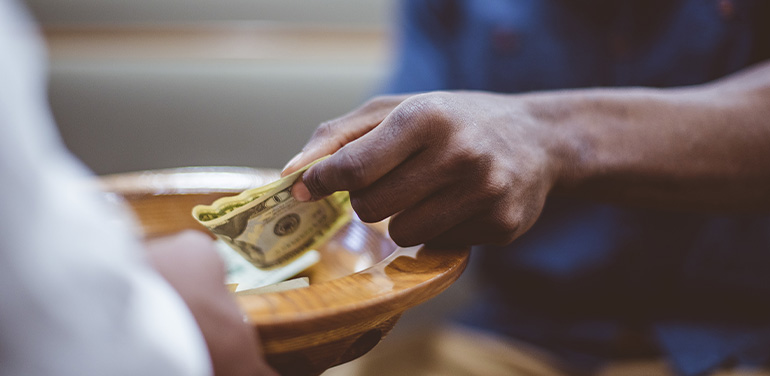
192 158 350 269
215 239 318 291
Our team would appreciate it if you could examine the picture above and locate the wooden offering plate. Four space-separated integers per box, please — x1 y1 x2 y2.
100 167 470 376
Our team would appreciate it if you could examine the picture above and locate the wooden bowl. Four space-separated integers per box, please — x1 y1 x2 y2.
100 167 470 375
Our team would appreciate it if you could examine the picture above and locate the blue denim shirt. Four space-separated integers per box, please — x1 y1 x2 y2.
386 1 770 375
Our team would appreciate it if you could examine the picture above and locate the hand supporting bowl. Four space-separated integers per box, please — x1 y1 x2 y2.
101 167 470 376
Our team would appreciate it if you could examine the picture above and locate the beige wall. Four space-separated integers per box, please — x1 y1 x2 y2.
27 0 390 26
37 1 393 174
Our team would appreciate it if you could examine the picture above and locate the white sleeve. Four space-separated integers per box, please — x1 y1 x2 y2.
0 1 212 375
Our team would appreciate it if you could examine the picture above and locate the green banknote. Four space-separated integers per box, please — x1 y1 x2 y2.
192 158 350 269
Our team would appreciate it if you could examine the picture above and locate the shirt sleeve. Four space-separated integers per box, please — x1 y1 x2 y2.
384 0 461 93
0 1 212 375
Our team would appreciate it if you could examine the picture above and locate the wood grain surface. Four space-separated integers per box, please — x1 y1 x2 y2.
100 167 470 375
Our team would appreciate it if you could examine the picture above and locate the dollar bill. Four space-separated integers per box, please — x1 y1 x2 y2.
192 157 350 269
235 277 310 296
214 238 319 291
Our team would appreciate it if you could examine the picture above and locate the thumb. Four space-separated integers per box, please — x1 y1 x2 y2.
294 105 425 201
293 153 349 202
294 144 374 202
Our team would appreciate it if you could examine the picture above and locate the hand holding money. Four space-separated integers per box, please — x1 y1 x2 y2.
193 157 350 269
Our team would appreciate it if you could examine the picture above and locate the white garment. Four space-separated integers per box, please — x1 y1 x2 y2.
0 1 211 375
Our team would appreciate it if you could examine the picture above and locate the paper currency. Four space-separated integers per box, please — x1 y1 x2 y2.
235 277 310 296
214 238 318 291
193 157 350 269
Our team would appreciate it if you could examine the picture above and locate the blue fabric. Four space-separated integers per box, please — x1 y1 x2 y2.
385 1 770 375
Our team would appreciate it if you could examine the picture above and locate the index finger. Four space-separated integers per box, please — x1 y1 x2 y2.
280 95 409 177
300 99 430 200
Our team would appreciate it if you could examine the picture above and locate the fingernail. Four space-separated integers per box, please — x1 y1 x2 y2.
281 152 303 177
292 180 311 202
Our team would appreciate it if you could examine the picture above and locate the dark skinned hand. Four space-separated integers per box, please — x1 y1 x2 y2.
283 64 770 246
282 92 561 248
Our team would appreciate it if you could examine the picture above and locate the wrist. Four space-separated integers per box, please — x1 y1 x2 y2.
519 91 595 195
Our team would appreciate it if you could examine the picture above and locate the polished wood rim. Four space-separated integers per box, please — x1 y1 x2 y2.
101 167 470 374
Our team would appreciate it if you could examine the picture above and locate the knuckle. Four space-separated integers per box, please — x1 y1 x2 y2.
312 120 337 140
411 93 452 122
378 93 457 150
447 142 483 170
445 130 493 170
490 212 520 238
387 105 417 133
396 93 451 128
480 166 512 198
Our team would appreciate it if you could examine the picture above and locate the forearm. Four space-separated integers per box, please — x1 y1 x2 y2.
528 61 770 212
288 63 770 245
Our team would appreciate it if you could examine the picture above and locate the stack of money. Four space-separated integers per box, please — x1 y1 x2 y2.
192 158 350 271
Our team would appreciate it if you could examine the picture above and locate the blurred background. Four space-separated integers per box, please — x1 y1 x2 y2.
31 1 477 374
32 0 391 174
